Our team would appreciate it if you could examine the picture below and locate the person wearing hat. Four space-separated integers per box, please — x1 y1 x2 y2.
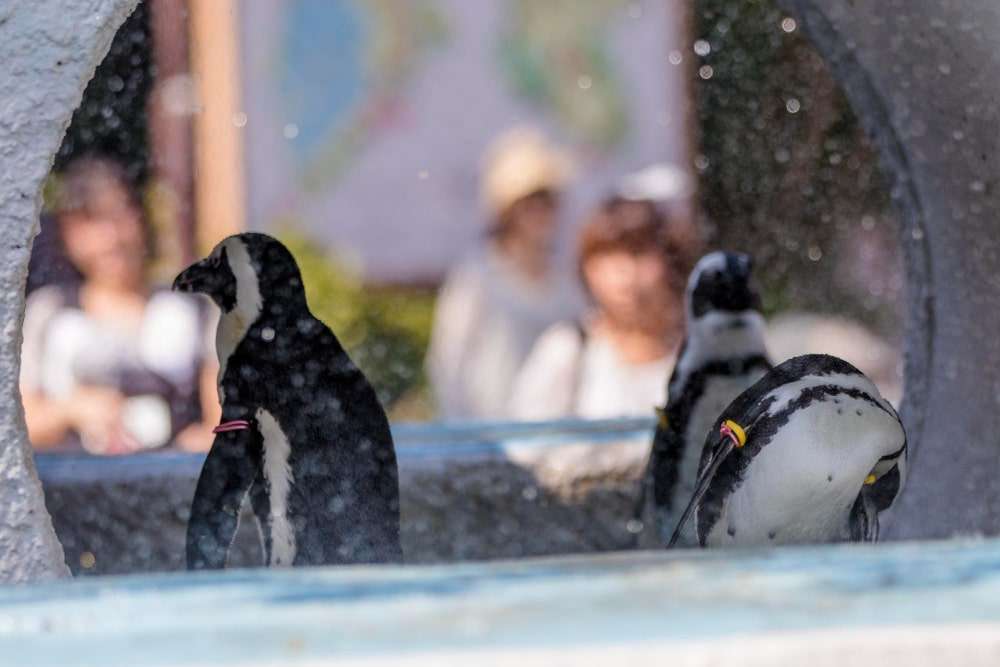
426 127 584 419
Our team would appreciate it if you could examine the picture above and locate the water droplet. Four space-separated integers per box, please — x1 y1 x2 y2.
781 17 797 33
625 519 643 534
233 112 247 128
808 245 823 261
699 65 714 80
577 75 592 90
694 40 711 57
283 123 299 139
261 327 275 342
786 98 801 114
668 50 683 65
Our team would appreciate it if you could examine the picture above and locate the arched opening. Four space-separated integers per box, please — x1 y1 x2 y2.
10 0 1000 582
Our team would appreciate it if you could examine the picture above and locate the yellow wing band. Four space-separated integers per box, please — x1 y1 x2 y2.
721 419 747 448
864 473 877 485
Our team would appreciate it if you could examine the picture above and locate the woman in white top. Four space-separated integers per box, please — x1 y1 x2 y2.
509 197 694 420
427 128 584 419
21 157 219 454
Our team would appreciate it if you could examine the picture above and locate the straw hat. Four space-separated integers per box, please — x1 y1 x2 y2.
481 127 574 217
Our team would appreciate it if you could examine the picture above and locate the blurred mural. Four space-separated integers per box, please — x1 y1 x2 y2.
30 0 905 443
238 0 695 282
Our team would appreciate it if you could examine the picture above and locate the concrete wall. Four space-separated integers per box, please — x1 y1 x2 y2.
0 0 139 583
4 537 1000 666
778 0 1000 539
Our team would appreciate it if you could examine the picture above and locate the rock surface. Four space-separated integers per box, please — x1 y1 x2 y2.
38 420 652 575
0 0 139 583
778 0 1000 539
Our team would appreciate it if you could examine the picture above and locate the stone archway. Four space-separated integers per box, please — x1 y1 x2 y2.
778 0 1000 538
0 0 139 583
3 1 999 584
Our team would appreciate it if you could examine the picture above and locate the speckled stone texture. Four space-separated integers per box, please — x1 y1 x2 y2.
777 0 1000 539
0 0 139 583
37 426 650 575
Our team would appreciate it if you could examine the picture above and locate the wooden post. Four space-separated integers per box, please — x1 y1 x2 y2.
147 0 195 267
188 0 246 253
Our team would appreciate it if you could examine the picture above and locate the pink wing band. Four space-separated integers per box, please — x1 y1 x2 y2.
213 420 252 434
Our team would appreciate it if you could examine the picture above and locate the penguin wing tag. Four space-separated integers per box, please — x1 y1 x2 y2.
213 420 251 433
720 420 747 448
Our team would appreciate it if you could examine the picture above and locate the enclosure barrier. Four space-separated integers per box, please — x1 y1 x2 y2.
38 418 653 575
1 538 999 666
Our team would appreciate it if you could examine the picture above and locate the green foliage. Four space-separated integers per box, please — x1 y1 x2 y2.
279 232 436 420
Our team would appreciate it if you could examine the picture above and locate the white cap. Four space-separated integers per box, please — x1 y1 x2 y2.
481 127 574 217
617 163 693 202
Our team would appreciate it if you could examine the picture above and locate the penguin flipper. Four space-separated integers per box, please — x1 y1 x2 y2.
633 414 683 548
186 430 260 570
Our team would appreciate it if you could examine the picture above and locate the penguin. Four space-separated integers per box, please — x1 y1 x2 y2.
635 251 771 548
669 354 907 548
173 232 403 568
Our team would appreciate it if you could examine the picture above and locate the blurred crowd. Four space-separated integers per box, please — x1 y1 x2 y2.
24 127 901 455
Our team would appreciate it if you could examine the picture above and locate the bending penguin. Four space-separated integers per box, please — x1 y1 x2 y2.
669 354 907 547
635 251 771 548
174 233 403 568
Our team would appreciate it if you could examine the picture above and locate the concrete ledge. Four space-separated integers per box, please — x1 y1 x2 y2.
2 539 999 666
38 418 653 574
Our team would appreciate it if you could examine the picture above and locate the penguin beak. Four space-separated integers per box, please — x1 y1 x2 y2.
174 253 238 310
172 258 214 294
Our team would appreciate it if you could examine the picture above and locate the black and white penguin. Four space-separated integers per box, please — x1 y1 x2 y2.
635 251 771 548
669 354 907 547
173 232 403 568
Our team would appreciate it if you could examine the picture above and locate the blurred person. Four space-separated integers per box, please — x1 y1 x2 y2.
26 213 80 295
427 127 584 419
509 196 693 420
21 157 220 455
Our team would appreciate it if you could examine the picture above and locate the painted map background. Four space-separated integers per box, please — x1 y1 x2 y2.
240 0 692 281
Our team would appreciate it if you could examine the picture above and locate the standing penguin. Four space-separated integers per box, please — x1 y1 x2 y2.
635 251 771 547
173 233 402 568
670 354 907 547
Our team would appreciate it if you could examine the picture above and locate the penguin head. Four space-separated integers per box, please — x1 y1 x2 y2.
173 233 305 318
686 251 761 320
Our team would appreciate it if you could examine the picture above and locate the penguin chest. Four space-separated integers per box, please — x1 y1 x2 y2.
705 395 903 547
256 408 297 567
